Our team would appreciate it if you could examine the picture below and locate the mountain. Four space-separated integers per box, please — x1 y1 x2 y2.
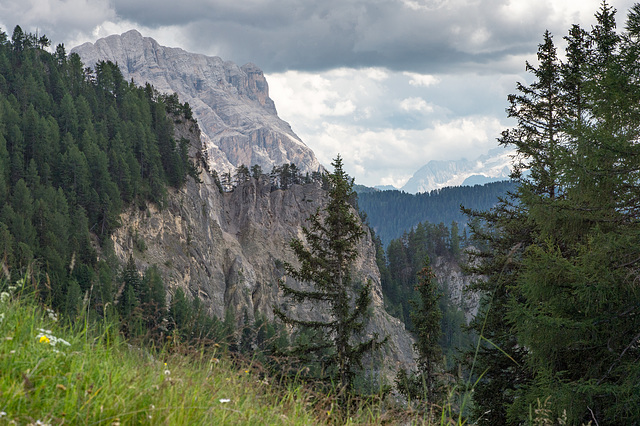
72 30 322 175
111 119 416 378
401 147 514 193
374 185 398 191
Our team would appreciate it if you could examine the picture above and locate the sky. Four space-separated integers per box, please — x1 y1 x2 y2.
0 0 636 187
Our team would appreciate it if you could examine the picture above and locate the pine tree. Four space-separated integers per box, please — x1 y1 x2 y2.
395 257 442 402
274 155 386 394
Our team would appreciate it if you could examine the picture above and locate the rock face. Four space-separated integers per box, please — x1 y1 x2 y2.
109 118 416 380
432 255 480 324
72 30 322 175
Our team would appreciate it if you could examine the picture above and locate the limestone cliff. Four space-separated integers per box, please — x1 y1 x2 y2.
72 30 322 175
432 254 480 324
109 118 416 379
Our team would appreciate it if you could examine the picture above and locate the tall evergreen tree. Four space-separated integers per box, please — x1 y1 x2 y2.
468 3 640 423
274 155 386 394
395 257 442 403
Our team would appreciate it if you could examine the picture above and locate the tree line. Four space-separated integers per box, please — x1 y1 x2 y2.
464 3 640 423
356 180 516 246
206 161 326 193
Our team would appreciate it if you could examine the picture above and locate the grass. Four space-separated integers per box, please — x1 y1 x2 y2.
0 276 477 425
0 290 324 425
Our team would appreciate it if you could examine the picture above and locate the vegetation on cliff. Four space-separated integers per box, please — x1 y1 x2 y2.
0 25 196 321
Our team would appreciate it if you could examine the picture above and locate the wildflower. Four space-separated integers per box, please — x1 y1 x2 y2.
244 370 249 374
0 292 9 303
0 411 6 417
36 329 70 347
164 369 170 375
46 308 58 322
219 399 231 403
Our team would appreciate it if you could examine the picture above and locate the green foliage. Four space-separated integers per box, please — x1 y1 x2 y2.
274 155 386 395
357 180 516 245
0 25 197 327
396 258 443 403
379 220 471 366
466 3 640 424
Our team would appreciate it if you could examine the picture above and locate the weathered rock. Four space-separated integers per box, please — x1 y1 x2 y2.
72 30 322 175
109 119 416 381
432 254 480 323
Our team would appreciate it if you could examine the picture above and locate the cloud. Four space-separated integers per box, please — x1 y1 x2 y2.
404 72 440 87
294 116 505 187
4 0 629 74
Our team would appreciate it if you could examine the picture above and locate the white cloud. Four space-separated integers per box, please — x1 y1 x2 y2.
289 116 505 187
399 97 434 113
403 72 440 87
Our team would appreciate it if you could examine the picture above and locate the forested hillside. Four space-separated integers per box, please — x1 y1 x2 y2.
356 180 515 245
0 26 196 320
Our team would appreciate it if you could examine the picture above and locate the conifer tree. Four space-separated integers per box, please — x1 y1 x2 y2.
274 155 386 394
468 3 640 423
395 257 442 402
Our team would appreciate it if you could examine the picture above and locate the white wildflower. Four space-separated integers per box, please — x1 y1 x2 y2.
0 292 9 303
36 328 71 347
46 308 58 322
219 399 231 403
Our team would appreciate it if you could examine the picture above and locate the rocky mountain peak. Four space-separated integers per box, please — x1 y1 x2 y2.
72 31 321 175
401 147 514 193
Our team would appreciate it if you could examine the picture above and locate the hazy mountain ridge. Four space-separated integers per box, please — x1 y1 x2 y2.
401 147 514 193
72 30 322 175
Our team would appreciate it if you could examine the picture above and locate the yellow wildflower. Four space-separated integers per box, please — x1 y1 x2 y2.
39 335 50 344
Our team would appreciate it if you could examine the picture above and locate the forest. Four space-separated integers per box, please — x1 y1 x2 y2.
0 25 230 342
356 180 515 245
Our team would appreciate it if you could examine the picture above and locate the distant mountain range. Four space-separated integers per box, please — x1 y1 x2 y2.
374 147 514 194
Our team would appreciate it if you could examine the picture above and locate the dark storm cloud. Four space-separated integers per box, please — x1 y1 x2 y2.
109 0 558 73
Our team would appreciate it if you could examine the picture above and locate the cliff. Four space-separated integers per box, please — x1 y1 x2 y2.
109 119 416 379
72 30 322 175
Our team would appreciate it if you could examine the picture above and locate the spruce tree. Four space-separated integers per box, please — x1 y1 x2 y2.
468 3 640 423
274 155 386 394
395 256 442 402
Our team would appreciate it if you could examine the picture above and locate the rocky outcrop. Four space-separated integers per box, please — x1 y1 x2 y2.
72 30 322 175
432 254 480 323
109 118 416 380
